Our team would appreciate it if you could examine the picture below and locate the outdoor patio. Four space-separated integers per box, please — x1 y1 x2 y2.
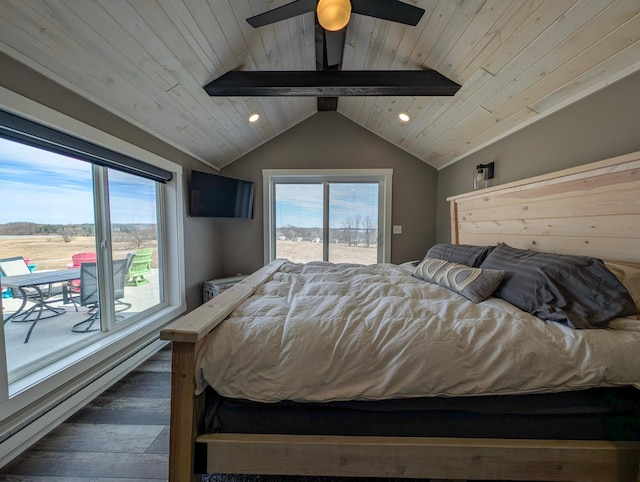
2 269 161 379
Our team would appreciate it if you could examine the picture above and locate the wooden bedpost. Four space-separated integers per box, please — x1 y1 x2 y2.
161 260 288 481
168 340 201 482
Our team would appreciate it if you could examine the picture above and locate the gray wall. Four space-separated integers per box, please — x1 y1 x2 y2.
436 70 640 244
0 52 220 310
220 112 438 275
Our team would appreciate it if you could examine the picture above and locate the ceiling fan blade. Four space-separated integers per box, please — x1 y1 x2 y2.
246 0 316 28
325 29 346 67
350 0 425 26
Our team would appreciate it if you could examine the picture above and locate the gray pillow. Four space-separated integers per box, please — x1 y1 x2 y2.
413 257 507 303
426 243 495 268
479 243 637 329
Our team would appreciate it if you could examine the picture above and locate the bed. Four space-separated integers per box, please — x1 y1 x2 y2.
161 150 640 482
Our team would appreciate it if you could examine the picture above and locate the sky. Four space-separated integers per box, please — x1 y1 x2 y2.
0 137 157 225
0 136 377 228
275 183 378 229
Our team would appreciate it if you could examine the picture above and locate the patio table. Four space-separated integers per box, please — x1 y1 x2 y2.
1 268 81 343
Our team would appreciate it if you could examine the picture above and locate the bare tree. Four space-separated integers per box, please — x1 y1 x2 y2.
363 216 376 247
353 213 362 246
120 225 155 249
59 226 80 243
341 217 353 245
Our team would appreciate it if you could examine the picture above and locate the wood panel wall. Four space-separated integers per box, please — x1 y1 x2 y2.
448 150 640 264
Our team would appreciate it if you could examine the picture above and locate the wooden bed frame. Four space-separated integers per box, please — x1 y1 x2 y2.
161 150 640 482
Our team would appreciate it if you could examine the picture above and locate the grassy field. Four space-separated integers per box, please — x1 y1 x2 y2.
276 239 378 264
0 237 377 273
0 236 156 271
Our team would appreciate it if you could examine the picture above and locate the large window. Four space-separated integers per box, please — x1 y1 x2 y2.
263 170 392 264
0 137 167 384
1 142 99 380
0 108 182 391
0 98 184 467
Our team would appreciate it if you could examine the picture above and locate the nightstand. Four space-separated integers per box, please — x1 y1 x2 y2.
202 275 248 303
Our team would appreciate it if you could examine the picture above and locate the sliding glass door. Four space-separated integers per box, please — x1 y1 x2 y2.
107 169 163 325
0 117 167 384
274 183 324 263
265 170 392 265
0 139 99 379
327 182 380 264
0 102 184 461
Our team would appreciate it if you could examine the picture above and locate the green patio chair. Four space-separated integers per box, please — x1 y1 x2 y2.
126 248 153 286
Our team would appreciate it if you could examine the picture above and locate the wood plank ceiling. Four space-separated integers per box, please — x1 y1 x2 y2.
0 0 639 170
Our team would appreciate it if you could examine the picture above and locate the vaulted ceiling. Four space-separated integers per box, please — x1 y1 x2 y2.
1 1 638 170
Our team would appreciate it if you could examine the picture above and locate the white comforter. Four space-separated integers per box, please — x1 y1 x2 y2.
195 261 640 402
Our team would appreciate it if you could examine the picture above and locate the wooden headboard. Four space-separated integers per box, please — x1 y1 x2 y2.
447 150 640 265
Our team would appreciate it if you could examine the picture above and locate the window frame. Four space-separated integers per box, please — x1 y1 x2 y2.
263 169 393 264
0 86 186 457
0 121 171 382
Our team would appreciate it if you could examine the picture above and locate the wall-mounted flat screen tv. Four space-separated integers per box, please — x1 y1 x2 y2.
189 170 254 218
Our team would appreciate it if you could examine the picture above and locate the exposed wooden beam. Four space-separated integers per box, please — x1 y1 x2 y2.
315 19 324 72
316 21 340 111
204 70 461 97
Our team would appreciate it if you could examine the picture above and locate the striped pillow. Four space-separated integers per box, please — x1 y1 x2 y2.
426 243 495 267
479 243 637 329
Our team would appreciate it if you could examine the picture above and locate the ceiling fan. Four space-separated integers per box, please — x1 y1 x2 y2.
204 0 461 108
246 0 426 67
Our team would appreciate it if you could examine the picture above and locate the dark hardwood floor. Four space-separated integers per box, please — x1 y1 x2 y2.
0 345 172 481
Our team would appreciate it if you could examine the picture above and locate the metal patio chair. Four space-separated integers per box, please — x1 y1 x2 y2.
69 256 133 333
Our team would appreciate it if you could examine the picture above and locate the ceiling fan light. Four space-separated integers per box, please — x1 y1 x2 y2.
317 0 351 31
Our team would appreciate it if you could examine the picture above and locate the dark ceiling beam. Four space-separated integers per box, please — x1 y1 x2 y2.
204 70 461 97
315 20 324 71
316 19 339 111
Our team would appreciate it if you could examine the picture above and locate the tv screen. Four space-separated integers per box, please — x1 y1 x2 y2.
189 171 254 218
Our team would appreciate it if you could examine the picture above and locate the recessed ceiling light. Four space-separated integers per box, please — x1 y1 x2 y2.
248 112 260 123
398 112 411 122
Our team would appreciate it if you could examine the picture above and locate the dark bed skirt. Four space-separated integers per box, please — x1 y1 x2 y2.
203 386 640 441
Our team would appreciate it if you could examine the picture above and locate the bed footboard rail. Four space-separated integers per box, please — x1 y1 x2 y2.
196 433 640 482
160 259 287 482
